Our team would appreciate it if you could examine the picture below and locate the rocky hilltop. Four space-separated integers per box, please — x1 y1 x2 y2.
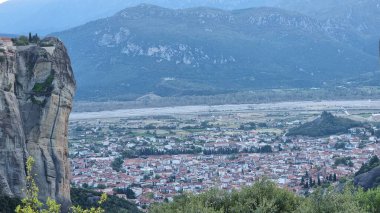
0 37 75 211
286 111 362 137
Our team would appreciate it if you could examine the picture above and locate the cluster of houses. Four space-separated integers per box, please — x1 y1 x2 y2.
69 116 379 208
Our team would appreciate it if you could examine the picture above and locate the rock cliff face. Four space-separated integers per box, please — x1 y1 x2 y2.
0 37 75 211
354 165 380 190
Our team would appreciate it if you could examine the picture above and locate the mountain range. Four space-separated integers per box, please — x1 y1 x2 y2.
1 0 379 101
1 0 380 39
53 4 379 100
0 0 273 34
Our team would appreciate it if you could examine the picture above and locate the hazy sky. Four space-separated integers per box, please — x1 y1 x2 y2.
0 0 7 3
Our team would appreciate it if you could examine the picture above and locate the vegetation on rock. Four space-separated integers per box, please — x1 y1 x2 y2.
11 33 40 46
15 157 108 213
32 74 54 94
15 157 61 213
12 36 30 46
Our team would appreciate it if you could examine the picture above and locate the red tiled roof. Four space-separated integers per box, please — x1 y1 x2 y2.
0 37 12 42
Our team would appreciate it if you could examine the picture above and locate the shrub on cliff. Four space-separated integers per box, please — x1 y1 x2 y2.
15 157 107 213
12 36 29 46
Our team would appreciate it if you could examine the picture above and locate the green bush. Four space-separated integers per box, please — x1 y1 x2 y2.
12 36 29 46
334 156 353 167
150 180 380 213
111 157 124 172
39 41 55 47
150 179 302 213
32 74 54 94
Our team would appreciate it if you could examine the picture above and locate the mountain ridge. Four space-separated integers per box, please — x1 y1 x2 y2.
53 4 378 101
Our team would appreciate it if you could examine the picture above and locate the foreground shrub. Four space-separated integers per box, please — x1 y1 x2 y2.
15 157 107 213
150 179 380 213
150 179 302 213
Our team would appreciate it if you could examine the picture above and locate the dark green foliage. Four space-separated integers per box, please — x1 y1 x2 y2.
299 186 362 213
121 150 138 159
355 156 380 176
71 188 141 213
375 130 380 138
239 122 256 130
32 74 54 95
203 148 239 155
287 111 362 137
97 184 106 189
258 123 268 128
124 147 203 157
12 36 29 46
27 32 40 44
28 33 40 44
0 196 21 213
30 74 54 106
0 55 5 63
334 157 353 167
150 179 301 213
334 142 347 149
111 156 124 172
150 180 380 213
259 145 273 153
39 41 55 47
113 187 136 199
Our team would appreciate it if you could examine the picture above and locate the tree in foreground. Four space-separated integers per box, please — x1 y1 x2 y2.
15 157 60 213
15 156 107 213
71 193 107 213
149 179 302 213
149 179 380 213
